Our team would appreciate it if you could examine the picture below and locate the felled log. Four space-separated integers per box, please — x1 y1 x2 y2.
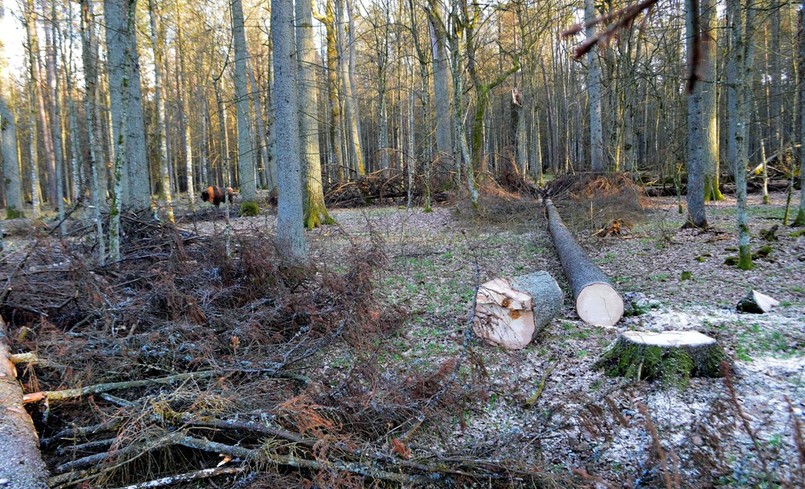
595 330 726 383
473 271 563 349
0 318 49 488
544 198 624 327
737 290 780 314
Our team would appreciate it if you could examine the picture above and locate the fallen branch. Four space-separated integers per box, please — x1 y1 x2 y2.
108 466 246 489
23 370 217 404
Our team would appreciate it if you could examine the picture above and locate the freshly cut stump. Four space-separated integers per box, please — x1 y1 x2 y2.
736 289 779 313
473 271 563 349
544 198 624 327
595 330 726 383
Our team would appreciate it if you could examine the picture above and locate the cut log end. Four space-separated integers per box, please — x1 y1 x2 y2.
595 330 727 384
576 282 624 327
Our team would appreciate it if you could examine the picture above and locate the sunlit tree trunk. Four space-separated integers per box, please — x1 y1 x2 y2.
61 0 82 205
701 0 722 201
297 0 331 228
147 0 174 222
584 0 604 172
231 0 256 205
175 5 194 208
340 0 364 175
272 0 306 261
313 0 345 182
407 0 432 210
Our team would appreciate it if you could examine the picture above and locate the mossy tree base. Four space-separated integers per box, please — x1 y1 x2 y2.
595 330 726 385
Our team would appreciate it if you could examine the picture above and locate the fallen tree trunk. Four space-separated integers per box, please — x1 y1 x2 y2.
473 271 563 349
544 198 624 327
0 318 49 488
595 330 726 384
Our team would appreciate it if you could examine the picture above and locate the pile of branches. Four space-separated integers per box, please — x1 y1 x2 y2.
0 217 566 487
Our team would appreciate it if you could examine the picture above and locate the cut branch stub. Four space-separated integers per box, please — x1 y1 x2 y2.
544 198 624 327
595 330 726 384
473 271 563 350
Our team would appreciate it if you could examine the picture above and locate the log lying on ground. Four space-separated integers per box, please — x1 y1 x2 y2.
0 318 49 488
736 289 780 314
595 330 726 383
544 198 624 327
473 271 563 349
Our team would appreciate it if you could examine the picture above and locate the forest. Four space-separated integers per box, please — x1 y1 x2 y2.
0 0 803 487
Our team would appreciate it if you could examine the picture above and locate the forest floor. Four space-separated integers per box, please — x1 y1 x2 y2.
1 184 803 488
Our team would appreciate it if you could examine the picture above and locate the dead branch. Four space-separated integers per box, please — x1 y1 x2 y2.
638 402 676 489
23 370 217 404
108 466 246 489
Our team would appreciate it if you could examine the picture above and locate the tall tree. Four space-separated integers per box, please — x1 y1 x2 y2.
231 0 257 206
44 0 65 227
81 0 105 263
313 0 345 182
796 0 805 226
147 0 174 222
685 0 708 228
105 0 149 212
727 0 755 268
296 0 331 228
427 4 452 171
584 0 604 172
339 0 364 176
0 1 24 218
272 0 306 260
701 0 722 201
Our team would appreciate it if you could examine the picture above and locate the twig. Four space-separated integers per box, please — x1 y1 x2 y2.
525 361 556 407
23 370 217 404
722 361 772 483
107 466 246 489
638 402 675 489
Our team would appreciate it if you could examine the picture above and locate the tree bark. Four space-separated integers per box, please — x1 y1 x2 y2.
584 0 604 172
701 0 723 202
0 92 23 217
797 0 805 226
685 0 708 228
473 271 563 350
0 318 49 488
544 198 624 327
231 0 257 205
272 0 306 261
297 0 331 228
428 7 452 168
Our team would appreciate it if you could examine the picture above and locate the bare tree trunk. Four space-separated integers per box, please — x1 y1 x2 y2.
296 0 331 228
44 0 65 229
584 0 604 172
340 0 364 176
175 5 194 207
60 0 82 205
0 15 24 217
231 0 256 205
701 0 722 201
727 0 755 268
272 0 306 261
147 0 174 222
796 1 805 226
81 0 105 265
313 1 345 182
427 8 452 172
685 0 708 228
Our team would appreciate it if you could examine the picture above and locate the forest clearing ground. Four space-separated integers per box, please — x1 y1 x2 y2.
292 190 804 486
0 188 801 487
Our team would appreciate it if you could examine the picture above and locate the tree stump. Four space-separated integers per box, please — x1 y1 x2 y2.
595 330 726 384
0 318 49 488
736 290 779 313
544 198 624 327
473 271 563 349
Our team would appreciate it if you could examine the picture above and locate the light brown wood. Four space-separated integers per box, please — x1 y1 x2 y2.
473 271 563 349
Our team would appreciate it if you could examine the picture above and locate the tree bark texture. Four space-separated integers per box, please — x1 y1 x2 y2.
798 0 805 226
685 0 708 228
544 198 624 327
473 271 563 350
0 318 49 488
584 0 604 172
272 0 306 261
231 0 256 204
428 8 452 166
